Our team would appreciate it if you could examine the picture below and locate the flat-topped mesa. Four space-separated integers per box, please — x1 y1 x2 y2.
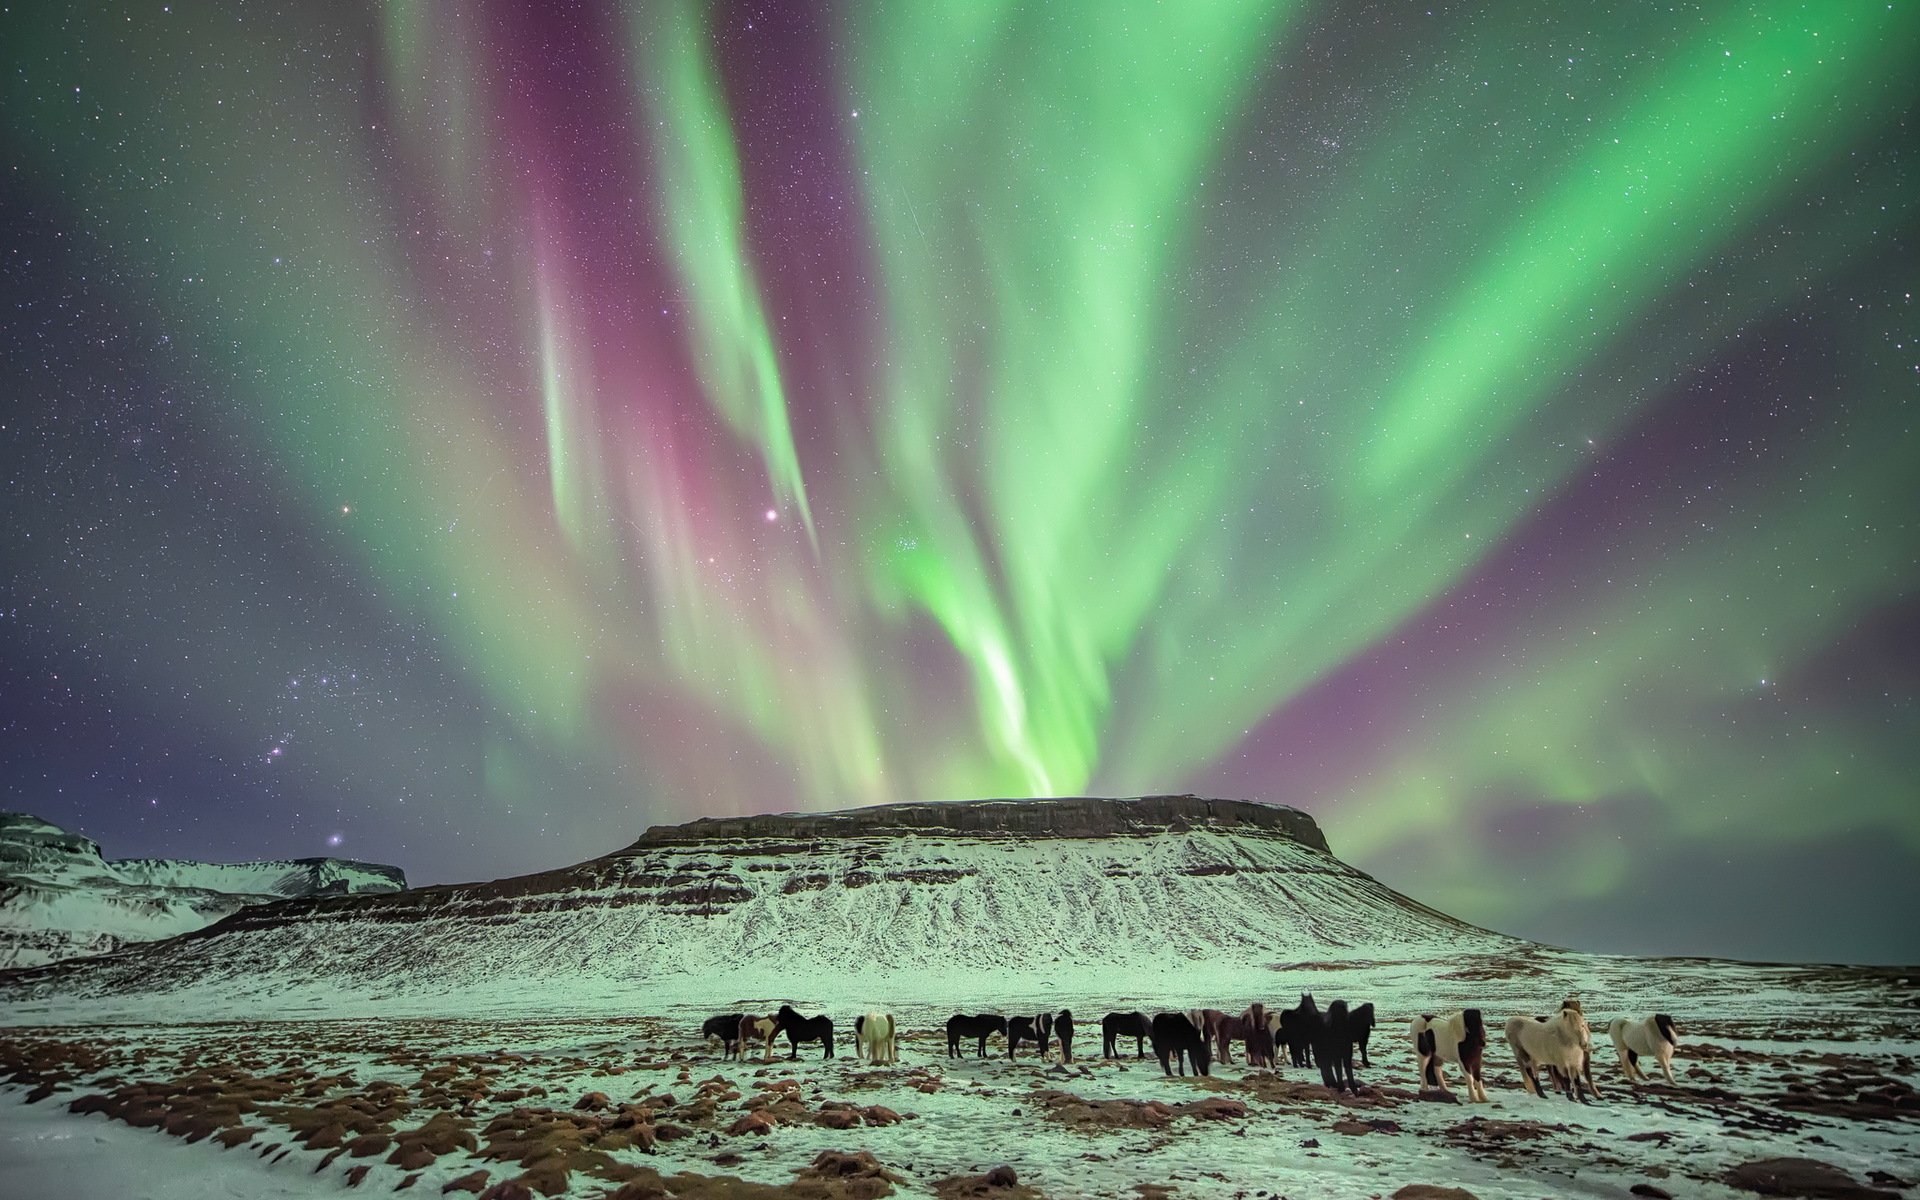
630 794 1332 854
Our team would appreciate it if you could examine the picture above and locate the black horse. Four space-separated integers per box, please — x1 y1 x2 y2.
1008 1015 1047 1060
776 1005 834 1060
1279 993 1319 1068
1150 1012 1212 1077
1312 999 1358 1091
1102 1011 1150 1059
946 1013 1008 1058
1349 1001 1377 1068
701 1013 747 1060
1055 1010 1076 1063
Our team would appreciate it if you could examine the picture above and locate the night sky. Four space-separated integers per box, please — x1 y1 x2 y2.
3 3 1916 964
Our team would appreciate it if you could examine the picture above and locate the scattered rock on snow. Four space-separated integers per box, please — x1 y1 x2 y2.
1724 1157 1898 1199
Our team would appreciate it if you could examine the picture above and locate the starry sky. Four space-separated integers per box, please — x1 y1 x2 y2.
3 2 1916 964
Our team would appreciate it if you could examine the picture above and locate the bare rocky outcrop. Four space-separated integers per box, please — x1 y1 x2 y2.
632 795 1331 853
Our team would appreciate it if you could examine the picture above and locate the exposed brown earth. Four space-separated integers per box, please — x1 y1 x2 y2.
3 1005 1918 1199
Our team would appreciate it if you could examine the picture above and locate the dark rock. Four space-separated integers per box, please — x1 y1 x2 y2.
635 796 1331 852
1725 1157 1898 1199
986 1165 1019 1186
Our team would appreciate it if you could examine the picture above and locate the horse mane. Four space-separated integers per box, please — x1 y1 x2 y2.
1654 1013 1678 1044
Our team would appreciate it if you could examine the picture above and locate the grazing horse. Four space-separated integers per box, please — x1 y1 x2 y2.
1008 1015 1047 1060
1242 1003 1277 1069
739 1013 781 1063
1102 1011 1150 1060
776 1005 835 1060
1608 1014 1681 1084
1054 1010 1076 1063
702 1013 747 1060
1150 1012 1212 1077
1411 1010 1489 1103
1507 1002 1600 1102
1312 1000 1358 1092
946 1013 1007 1059
1279 994 1320 1068
855 1012 897 1065
1203 1008 1258 1067
1348 1002 1377 1068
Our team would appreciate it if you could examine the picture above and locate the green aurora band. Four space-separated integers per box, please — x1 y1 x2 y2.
3 1 1916 955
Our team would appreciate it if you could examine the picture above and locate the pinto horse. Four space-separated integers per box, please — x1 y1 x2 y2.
1411 1009 1489 1103
1608 1014 1681 1084
946 1013 1007 1058
1007 1015 1048 1060
738 1013 782 1064
1150 1012 1212 1077
1279 994 1320 1068
855 1013 897 1065
1102 1011 1150 1060
776 1005 835 1060
1054 1010 1076 1063
702 1013 747 1060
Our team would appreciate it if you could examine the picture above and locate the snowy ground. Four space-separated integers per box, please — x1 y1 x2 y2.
3 954 1916 1199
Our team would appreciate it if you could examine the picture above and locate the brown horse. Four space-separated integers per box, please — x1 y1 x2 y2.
1202 1008 1260 1067
1242 1003 1277 1068
738 1014 781 1063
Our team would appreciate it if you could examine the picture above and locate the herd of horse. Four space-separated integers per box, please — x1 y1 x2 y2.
697 995 1681 1102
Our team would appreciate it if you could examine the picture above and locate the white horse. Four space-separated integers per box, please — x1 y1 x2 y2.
1507 1002 1601 1102
1608 1014 1680 1084
1410 1010 1489 1103
856 1012 897 1065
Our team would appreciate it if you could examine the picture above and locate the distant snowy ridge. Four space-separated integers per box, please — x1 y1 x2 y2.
0 812 405 968
0 796 1518 1013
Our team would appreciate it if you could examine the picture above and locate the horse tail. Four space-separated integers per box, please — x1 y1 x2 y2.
1461 1009 1486 1049
1654 1014 1677 1045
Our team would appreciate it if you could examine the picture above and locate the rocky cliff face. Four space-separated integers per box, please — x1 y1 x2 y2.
0 797 1512 1016
633 795 1332 851
0 812 406 968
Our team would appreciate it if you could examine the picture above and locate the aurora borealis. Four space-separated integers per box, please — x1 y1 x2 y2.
3 2 1916 962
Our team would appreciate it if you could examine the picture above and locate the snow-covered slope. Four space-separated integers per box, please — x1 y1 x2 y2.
0 812 405 968
0 796 1517 1014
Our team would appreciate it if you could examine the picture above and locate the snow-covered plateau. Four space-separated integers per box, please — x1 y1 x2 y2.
1 796 1914 1199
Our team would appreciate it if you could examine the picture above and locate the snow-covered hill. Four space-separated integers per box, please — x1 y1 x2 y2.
0 812 406 968
0 796 1519 1015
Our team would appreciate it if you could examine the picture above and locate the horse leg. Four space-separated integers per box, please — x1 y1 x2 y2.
1514 1046 1540 1097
